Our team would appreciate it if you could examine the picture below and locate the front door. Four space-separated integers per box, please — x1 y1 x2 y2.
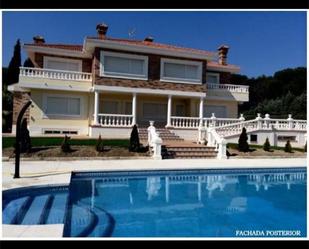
142 103 167 126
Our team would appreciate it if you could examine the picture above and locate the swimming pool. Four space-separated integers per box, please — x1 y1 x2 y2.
2 167 307 237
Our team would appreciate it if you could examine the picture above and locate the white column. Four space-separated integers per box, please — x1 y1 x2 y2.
199 97 204 126
166 95 172 127
94 91 99 125
132 93 137 125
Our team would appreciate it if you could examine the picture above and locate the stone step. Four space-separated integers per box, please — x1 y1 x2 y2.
163 144 217 159
165 147 216 151
138 127 184 142
138 131 176 135
171 155 217 159
173 151 217 156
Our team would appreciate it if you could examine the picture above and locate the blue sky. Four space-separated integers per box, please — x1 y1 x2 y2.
2 11 306 77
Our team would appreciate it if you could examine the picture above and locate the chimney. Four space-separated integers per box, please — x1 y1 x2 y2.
96 23 108 39
144 36 154 42
218 45 229 65
33 35 45 44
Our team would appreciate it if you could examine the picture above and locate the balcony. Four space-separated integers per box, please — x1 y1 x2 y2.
17 67 92 92
206 83 249 102
20 67 92 81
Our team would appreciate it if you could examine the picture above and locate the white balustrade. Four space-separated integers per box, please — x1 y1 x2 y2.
171 115 241 129
207 128 227 159
171 116 200 128
213 114 307 139
207 83 249 93
97 114 133 127
19 67 92 81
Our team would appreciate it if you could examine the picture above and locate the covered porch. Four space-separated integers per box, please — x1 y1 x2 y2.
92 89 207 129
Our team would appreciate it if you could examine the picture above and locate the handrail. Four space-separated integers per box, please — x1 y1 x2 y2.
20 67 92 75
207 83 249 93
19 67 92 81
98 113 133 117
97 114 133 127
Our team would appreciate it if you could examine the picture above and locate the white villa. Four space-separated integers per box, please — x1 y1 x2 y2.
9 23 307 159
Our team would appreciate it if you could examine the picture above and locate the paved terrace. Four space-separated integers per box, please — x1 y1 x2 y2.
2 158 307 238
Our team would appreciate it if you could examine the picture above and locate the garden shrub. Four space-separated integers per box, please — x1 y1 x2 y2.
238 127 249 152
61 135 71 153
95 135 104 152
284 140 292 153
263 138 271 152
129 124 140 152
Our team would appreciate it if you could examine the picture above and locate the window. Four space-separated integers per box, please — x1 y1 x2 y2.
277 136 296 142
100 51 148 79
125 102 132 115
160 58 202 83
204 105 227 118
207 73 220 84
44 57 82 72
45 96 81 116
44 130 78 135
101 100 119 114
250 134 258 143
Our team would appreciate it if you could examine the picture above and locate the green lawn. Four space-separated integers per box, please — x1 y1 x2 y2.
2 137 130 149
227 143 305 152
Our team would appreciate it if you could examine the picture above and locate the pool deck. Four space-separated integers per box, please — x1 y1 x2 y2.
2 157 307 238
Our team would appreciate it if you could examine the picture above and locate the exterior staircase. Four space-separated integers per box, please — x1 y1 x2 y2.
138 127 184 142
162 144 217 159
139 127 217 159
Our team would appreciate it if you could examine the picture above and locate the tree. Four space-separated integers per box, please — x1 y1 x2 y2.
233 67 306 120
61 135 71 153
20 118 31 153
7 39 21 85
23 58 34 67
2 67 13 133
284 140 292 153
238 127 249 152
263 138 271 152
95 135 104 152
129 125 140 152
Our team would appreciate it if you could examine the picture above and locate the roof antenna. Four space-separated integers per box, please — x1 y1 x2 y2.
128 28 136 38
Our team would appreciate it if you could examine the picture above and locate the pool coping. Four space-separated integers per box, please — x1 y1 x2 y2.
2 157 307 238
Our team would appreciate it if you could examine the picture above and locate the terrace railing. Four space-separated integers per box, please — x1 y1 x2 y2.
170 113 242 129
97 114 133 127
19 67 92 82
207 83 249 93
199 113 307 159
214 114 307 138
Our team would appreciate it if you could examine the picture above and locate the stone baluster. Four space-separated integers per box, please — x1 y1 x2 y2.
287 114 294 129
264 113 270 129
256 113 263 130
210 113 217 127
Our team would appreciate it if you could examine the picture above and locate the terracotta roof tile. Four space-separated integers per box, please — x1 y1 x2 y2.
24 43 83 51
86 36 215 57
24 39 239 70
95 77 206 93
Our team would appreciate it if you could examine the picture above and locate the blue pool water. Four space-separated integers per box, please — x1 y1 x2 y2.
2 168 307 237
